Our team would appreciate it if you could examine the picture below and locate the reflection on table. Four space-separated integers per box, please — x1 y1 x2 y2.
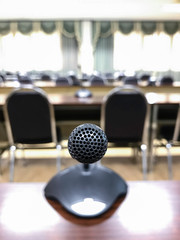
0 181 179 240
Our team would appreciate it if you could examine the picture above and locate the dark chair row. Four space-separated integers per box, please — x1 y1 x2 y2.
0 70 175 88
1 84 179 181
0 85 149 181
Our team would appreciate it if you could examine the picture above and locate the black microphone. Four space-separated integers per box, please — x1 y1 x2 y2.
68 123 108 164
45 123 128 218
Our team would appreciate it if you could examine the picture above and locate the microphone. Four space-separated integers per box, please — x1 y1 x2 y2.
45 123 127 218
68 123 108 164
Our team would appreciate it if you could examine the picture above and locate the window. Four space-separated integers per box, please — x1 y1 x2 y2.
114 31 142 73
0 30 62 73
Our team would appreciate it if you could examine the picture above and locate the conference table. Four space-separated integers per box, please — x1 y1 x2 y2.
0 181 179 240
0 84 180 106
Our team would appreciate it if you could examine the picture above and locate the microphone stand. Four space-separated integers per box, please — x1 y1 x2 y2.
83 163 90 171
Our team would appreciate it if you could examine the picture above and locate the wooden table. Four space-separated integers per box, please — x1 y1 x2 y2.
0 181 179 240
0 85 180 106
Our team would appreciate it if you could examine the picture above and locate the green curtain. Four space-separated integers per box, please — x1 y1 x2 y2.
94 35 113 73
61 21 81 73
0 22 10 35
62 21 75 36
93 22 114 73
61 35 78 73
141 21 157 35
40 21 56 34
18 21 33 34
163 22 179 35
118 21 134 34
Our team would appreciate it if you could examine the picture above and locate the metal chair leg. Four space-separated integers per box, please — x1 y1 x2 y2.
9 145 16 182
56 144 61 172
141 144 147 180
166 143 173 180
149 104 159 173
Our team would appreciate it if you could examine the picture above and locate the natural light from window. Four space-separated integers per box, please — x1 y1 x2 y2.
142 32 171 71
114 31 174 73
171 32 180 71
0 30 62 73
114 31 142 73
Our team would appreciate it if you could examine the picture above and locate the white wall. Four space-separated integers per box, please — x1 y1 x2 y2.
0 0 179 20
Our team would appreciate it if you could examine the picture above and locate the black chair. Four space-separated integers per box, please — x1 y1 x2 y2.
152 76 176 140
67 72 80 86
55 77 72 86
114 72 125 82
151 102 179 179
158 76 174 86
90 75 106 86
3 86 62 182
41 74 52 81
4 72 19 82
151 75 178 175
101 85 150 180
164 104 180 179
18 76 33 85
138 74 151 86
124 76 138 85
0 73 5 82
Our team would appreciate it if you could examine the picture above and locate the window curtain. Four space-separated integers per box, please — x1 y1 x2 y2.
114 21 142 74
114 21 180 81
61 21 81 74
140 21 180 80
30 23 62 72
0 21 62 73
0 20 180 79
93 21 114 73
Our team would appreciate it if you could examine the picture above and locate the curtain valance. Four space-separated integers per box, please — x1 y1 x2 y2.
0 22 10 35
141 21 157 35
18 21 33 34
92 21 114 48
40 21 56 34
61 21 81 45
0 21 179 36
118 21 134 34
163 21 179 35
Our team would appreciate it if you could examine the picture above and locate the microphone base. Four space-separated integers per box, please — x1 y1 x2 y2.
44 163 128 218
75 88 92 98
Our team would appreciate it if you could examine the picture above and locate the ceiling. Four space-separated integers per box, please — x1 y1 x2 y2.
0 0 180 20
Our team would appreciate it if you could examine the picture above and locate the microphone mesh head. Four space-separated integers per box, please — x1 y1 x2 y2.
68 123 108 164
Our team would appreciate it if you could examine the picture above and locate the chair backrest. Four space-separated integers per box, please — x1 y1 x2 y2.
90 75 105 86
67 73 80 86
18 76 32 85
124 76 138 86
159 76 174 86
4 87 57 145
41 74 52 81
56 77 72 86
101 85 149 145
138 74 151 86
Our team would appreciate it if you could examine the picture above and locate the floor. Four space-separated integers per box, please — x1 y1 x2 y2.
0 141 180 182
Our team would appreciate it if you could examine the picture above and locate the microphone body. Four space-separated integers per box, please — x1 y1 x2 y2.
68 123 108 164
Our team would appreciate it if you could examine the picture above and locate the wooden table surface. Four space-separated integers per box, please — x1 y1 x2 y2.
0 92 180 107
0 181 179 240
1 82 180 106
